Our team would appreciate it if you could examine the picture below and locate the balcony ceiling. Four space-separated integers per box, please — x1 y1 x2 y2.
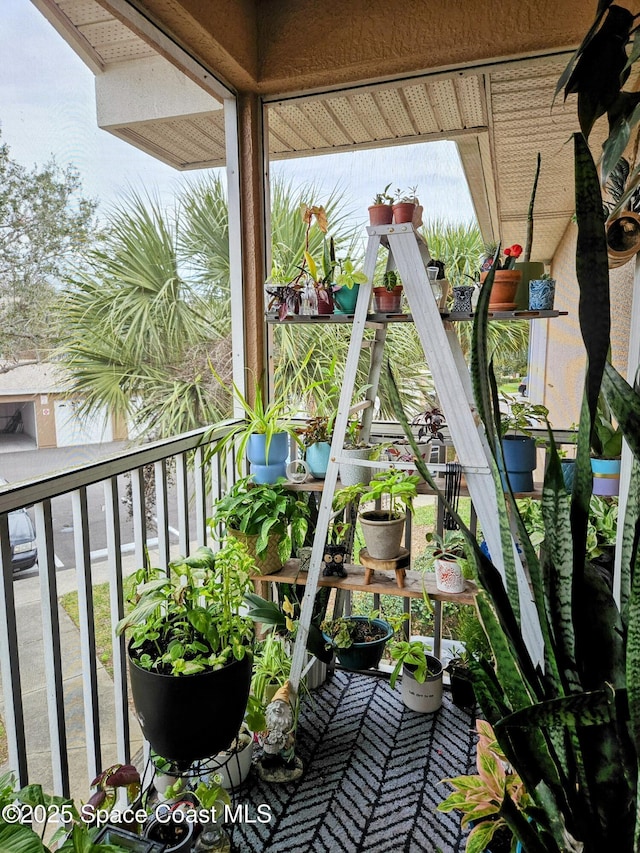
34 0 608 263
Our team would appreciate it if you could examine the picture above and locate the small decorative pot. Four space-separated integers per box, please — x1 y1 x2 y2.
246 432 289 483
392 202 416 224
529 278 556 311
297 546 312 573
207 731 254 790
400 653 443 713
316 289 334 314
434 557 465 593
591 457 621 496
368 204 393 226
451 284 474 313
323 542 348 577
373 285 403 313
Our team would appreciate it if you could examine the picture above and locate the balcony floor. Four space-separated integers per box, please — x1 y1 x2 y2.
231 669 476 852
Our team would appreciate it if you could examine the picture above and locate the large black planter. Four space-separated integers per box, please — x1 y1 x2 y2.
128 644 252 763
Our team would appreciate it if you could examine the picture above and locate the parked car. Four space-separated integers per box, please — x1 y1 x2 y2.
0 478 38 573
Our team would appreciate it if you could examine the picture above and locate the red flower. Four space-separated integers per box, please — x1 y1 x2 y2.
504 244 523 259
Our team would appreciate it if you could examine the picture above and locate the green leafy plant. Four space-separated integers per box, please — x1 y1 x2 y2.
388 639 435 689
412 407 445 443
372 184 393 205
320 613 389 649
210 477 310 563
86 763 141 813
381 269 400 291
331 469 419 521
115 541 255 675
394 185 419 204
335 257 367 289
437 720 531 853
499 394 549 438
591 392 622 459
205 369 304 476
423 529 469 564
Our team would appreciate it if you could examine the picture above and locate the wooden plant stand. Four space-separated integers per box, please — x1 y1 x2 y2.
359 547 410 589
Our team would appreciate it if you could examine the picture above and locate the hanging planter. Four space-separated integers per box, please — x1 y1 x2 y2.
606 211 640 268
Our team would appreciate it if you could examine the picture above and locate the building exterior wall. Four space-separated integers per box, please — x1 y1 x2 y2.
543 224 636 428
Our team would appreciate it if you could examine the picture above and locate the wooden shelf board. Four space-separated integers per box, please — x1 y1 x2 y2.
266 310 567 325
253 559 478 605
285 477 544 499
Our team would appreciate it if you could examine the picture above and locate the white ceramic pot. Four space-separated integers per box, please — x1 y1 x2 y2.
208 732 254 790
434 557 465 594
401 654 443 713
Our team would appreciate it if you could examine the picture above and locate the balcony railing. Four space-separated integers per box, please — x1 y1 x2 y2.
0 422 240 798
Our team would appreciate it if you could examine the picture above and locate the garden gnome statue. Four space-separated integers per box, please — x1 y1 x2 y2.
256 680 304 782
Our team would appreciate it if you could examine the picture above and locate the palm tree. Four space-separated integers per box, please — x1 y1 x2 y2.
59 188 229 438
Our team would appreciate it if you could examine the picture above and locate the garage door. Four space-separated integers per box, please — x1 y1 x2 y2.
54 400 113 447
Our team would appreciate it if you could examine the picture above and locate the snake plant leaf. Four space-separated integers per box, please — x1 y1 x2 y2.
496 687 616 730
554 0 614 103
619 454 640 624
602 361 640 460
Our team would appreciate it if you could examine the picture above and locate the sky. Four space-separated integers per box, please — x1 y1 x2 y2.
1 0 476 230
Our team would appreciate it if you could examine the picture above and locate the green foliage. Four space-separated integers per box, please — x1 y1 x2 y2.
115 542 255 674
332 469 420 520
371 184 393 205
0 132 98 360
499 394 549 437
388 640 434 688
423 529 469 564
210 477 309 563
591 392 623 458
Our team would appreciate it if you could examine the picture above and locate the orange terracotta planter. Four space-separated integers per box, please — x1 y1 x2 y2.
368 204 393 226
480 269 522 310
392 202 416 224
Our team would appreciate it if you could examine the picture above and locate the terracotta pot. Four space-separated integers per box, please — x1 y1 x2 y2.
606 211 640 269
316 289 334 314
368 204 393 226
392 202 416 224
373 285 403 313
480 269 521 310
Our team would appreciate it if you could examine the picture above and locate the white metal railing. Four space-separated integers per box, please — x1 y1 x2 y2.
0 421 240 798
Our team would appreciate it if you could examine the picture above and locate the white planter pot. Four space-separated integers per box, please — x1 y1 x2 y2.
305 654 328 689
434 557 465 593
339 446 372 486
401 654 443 713
208 733 254 790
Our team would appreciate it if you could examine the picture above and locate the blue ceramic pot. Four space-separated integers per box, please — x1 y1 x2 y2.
529 278 556 310
452 284 474 313
501 435 537 492
246 432 289 483
306 441 331 478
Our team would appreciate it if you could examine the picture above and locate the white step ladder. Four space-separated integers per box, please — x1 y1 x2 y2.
289 223 538 692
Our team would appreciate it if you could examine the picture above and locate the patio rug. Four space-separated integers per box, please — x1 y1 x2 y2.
229 669 478 853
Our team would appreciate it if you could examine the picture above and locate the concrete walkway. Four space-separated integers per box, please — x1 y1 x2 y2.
0 558 143 803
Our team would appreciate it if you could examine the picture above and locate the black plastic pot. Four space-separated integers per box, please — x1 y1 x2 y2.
128 642 252 763
322 616 392 670
447 659 476 708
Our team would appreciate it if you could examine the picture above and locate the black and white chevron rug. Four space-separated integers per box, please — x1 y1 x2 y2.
230 670 477 853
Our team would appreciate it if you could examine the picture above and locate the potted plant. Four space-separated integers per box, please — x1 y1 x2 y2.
528 272 556 311
115 541 255 765
387 406 444 474
499 395 549 493
339 415 373 486
210 476 310 574
590 393 622 496
333 257 368 314
206 720 254 791
423 529 470 594
299 414 334 478
437 720 531 853
206 370 303 484
388 639 443 713
368 183 394 226
392 186 419 224
321 614 393 670
332 469 419 561
302 236 336 315
480 243 523 310
373 268 403 313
